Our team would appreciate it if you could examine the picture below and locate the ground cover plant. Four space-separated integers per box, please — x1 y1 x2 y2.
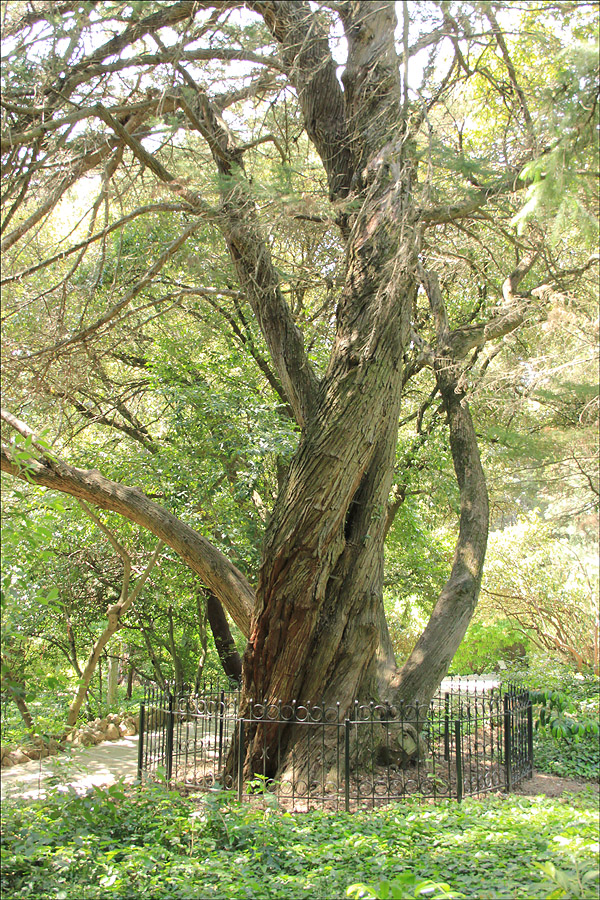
1 781 598 900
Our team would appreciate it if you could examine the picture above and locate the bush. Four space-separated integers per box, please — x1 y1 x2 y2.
479 517 598 672
505 658 599 781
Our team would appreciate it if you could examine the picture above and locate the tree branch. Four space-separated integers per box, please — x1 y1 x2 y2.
247 0 353 200
25 220 206 359
183 80 320 428
0 430 254 636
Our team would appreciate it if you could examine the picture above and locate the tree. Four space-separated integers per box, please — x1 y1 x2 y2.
1 1 597 779
481 516 599 673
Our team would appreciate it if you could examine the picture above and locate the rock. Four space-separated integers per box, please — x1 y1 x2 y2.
375 723 426 768
13 748 32 764
47 739 60 754
0 744 15 761
28 746 51 760
122 717 137 736
82 730 98 747
2 752 20 768
105 723 121 741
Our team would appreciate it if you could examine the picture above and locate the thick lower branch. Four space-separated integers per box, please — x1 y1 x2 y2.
0 450 253 635
393 270 489 706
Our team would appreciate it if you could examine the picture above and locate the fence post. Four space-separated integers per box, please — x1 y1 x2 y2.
237 718 245 802
165 692 174 784
344 719 351 813
218 690 225 770
137 701 145 781
526 693 534 777
504 694 512 792
455 720 463 802
444 693 450 761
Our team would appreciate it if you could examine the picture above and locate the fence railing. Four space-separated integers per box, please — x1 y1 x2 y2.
138 679 533 810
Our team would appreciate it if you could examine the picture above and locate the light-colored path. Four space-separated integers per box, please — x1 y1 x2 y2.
1 735 139 802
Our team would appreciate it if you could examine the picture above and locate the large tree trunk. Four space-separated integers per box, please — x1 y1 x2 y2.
233 0 415 780
231 0 492 777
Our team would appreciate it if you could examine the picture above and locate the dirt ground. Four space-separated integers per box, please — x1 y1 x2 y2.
515 770 599 799
1 735 139 802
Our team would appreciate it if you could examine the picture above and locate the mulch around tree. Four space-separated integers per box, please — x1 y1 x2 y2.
515 770 599 799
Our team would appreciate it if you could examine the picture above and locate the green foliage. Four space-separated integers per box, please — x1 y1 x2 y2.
533 732 599 782
449 619 530 676
512 40 600 241
477 517 598 672
1 787 598 899
1 0 598 804
347 875 466 898
530 690 599 742
505 660 599 781
535 858 600 900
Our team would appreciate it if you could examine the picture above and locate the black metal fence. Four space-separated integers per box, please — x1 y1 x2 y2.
138 679 533 810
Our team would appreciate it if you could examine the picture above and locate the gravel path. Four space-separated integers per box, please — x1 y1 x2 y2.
1 735 139 802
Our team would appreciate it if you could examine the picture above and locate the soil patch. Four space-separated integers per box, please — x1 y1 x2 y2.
515 770 599 798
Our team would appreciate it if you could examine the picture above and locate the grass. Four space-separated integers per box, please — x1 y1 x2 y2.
1 782 598 900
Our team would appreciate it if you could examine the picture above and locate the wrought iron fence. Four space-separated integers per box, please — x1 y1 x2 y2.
138 679 533 810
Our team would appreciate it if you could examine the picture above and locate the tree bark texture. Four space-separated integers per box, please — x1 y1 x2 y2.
392 271 490 705
206 593 243 683
232 0 425 780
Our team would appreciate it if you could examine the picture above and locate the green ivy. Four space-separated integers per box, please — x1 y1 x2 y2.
2 785 598 899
